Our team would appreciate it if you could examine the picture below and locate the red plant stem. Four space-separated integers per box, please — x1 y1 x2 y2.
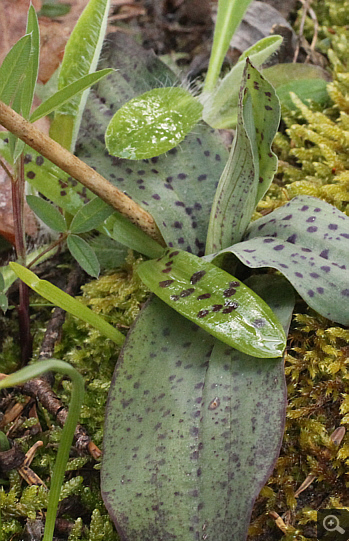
11 155 33 366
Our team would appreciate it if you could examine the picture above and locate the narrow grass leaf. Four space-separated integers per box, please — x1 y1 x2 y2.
9 262 124 345
67 235 100 277
50 0 110 150
26 195 67 232
30 69 114 123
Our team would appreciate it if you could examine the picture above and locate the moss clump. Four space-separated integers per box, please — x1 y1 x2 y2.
0 254 149 540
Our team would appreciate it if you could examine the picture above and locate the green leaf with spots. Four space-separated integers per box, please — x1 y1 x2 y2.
67 235 100 278
76 33 228 255
105 87 203 159
102 275 294 541
202 35 282 129
137 249 286 358
209 195 349 326
26 195 67 232
206 59 280 254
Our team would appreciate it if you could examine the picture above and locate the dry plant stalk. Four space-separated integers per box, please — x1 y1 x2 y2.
0 99 165 244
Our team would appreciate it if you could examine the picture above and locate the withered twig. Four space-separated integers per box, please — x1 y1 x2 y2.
0 99 164 244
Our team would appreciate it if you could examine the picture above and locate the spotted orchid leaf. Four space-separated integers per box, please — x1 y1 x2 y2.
208 195 349 325
105 87 203 159
75 33 228 255
137 249 286 358
206 60 280 254
102 275 294 541
202 35 282 129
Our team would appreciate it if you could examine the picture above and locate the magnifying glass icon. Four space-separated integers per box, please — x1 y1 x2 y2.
323 514 345 534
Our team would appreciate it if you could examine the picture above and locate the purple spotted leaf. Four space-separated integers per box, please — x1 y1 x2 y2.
206 59 280 254
209 195 349 325
75 33 229 256
102 275 295 541
137 249 286 358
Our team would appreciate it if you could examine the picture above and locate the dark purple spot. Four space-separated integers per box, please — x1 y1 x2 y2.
137 170 145 175
300 205 309 211
36 156 44 166
307 290 315 297
27 171 36 179
307 226 318 233
190 271 206 284
197 309 210 318
265 91 272 97
151 157 159 163
152 194 160 200
295 272 303 278
197 174 207 181
177 173 187 180
328 224 338 230
173 222 183 229
170 294 180 301
340 233 349 239
60 190 66 196
342 289 349 296
273 244 285 251
306 216 316 223
175 201 185 207
212 304 223 312
161 267 172 273
180 288 195 297
265 105 272 111
215 154 221 161
317 287 324 294
204 150 210 156
310 272 320 279
169 251 180 258
263 238 274 243
287 234 297 243
230 281 240 287
320 249 329 259
166 176 173 182
197 293 211 300
125 167 133 174
223 287 236 297
159 279 174 287
168 147 177 155
24 154 32 164
321 266 330 273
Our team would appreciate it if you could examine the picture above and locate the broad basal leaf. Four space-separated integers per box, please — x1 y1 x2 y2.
206 60 280 254
75 33 228 255
105 87 203 159
102 275 294 541
137 249 286 358
210 195 349 325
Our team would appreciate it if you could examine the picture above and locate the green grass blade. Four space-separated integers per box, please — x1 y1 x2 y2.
30 69 114 123
10 262 125 345
204 0 253 92
50 0 110 150
0 359 85 541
